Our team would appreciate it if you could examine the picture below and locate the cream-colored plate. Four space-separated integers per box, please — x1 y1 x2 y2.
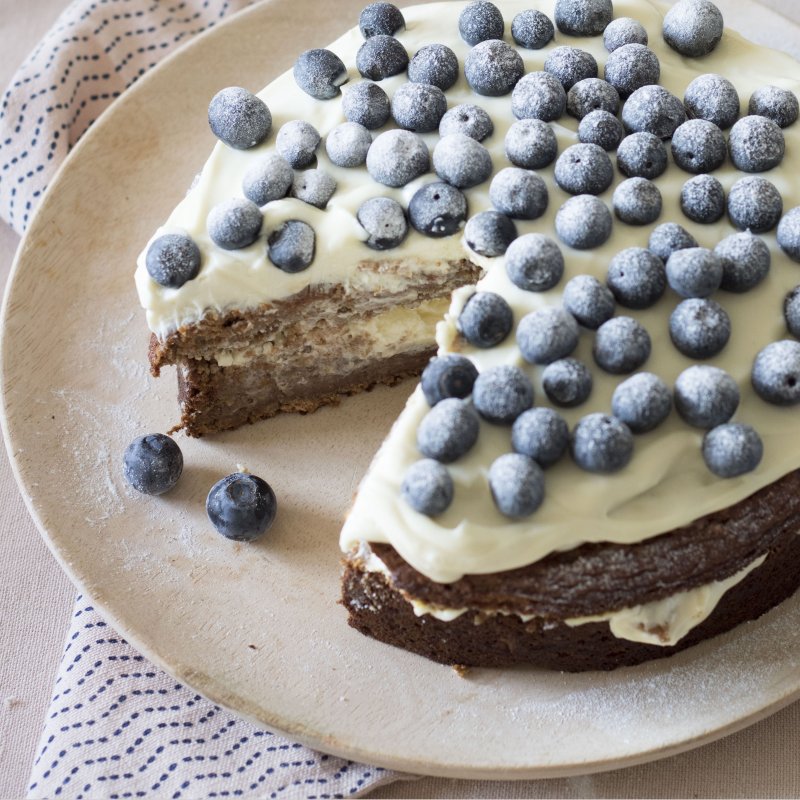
4 0 800 780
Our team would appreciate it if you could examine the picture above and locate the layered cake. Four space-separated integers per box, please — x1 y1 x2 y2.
135 0 800 669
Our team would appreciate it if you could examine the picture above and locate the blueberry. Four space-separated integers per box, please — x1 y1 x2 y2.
505 233 564 292
325 122 372 168
401 459 454 516
421 354 479 406
408 44 459 91
505 119 558 169
359 3 405 38
267 220 316 272
542 358 593 407
366 129 430 187
464 40 524 97
715 232 770 293
681 174 725 224
291 169 337 209
555 195 613 250
391 82 447 133
567 78 620 120
459 1 505 45
669 298 731 359
727 176 783 233
578 109 625 151
749 86 799 129
603 44 660 98
207 198 262 250
489 453 545 518
662 0 724 57
611 373 672 434
208 87 272 150
416 398 480 462
489 167 548 220
728 115 785 172
408 182 468 237
684 74 740 129
511 407 569 467
357 197 408 250
511 9 555 49
613 177 662 225
464 211 517 257
433 134 492 189
457 291 513 348
607 247 666 309
593 316 651 374
544 46 598 91
293 49 348 100
671 119 726 173
752 340 800 405
554 0 612 36
342 81 391 129
122 434 183 495
562 274 615 329
356 35 409 81
242 154 293 206
206 473 277 542
648 222 698 262
571 413 634 473
439 104 494 141
276 119 320 168
675 365 739 428
666 247 722 298
621 85 687 139
616 131 668 179
785 287 800 338
473 365 534 424
517 307 580 365
604 17 649 52
145 234 201 289
554 143 613 195
511 72 567 122
703 424 763 478
778 207 800 263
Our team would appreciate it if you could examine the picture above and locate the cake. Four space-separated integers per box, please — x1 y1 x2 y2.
135 0 800 670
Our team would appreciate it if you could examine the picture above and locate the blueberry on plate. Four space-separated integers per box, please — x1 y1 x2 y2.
433 134 493 189
464 210 518 257
665 247 722 298
123 434 183 495
146 233 201 289
752 340 800 405
504 119 559 169
439 104 494 142
291 169 337 209
207 198 263 250
728 115 785 173
356 35 409 81
778 207 800 263
366 129 430 187
593 316 651 374
489 167 548 220
391 82 448 133
459 1 504 45
680 174 725 224
571 413 634 473
421 354 479 406
542 357 593 407
675 365 739 428
562 274 615 329
408 44 460 91
511 9 555 49
611 373 672 434
727 176 783 233
488 453 545 518
416 398 480 462
670 119 726 174
749 85 799 129
684 73 740 130
457 291 513 348
401 459 454 516
276 119 321 169
511 72 567 122
578 109 625 151
604 17 648 52
703 423 763 478
242 154 294 206
554 0 612 37
662 0 723 58
267 220 316 273
715 231 770 293
544 46 598 91
621 85 686 140
208 87 272 149
555 195 612 250
360 3 405 38
465 40 525 97
206 472 277 542
603 43 660 98
342 81 391 129
648 222 697 262
511 407 569 467
567 78 621 120
616 131 667 179
294 49 348 100
669 298 731 359
504 233 564 291
357 197 408 250
326 122 372 168
554 143 613 195
473 364 534 424
517 307 580 365
607 247 666 309
408 182 468 238
612 177 662 225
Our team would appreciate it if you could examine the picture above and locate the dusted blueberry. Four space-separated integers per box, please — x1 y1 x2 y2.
567 78 620 120
785 286 800 338
608 247 666 309
681 174 725 224
671 119 726 173
613 177 662 225
439 104 494 141
554 0 612 36
666 247 722 298
616 131 668 179
276 120 320 168
571 413 634 473
207 198 262 250
669 298 731 358
563 274 615 329
291 169 337 209
729 115 785 172
604 17 648 52
715 231 770 292
505 119 558 169
458 291 513 348
464 40 524 97
544 46 598 91
505 233 564 292
727 176 783 233
401 459 454 516
408 44 459 91
663 0 723 57
145 234 201 289
357 197 408 250
554 143 613 195
325 121 372 167
409 182 468 237
621 85 687 139
489 453 545 518
752 340 800 405
433 134 493 188
391 82 447 132
555 195 613 250
604 44 660 98
489 167 548 220
366 129 430 187
267 220 316 272
684 74 740 129
206 473 277 541
511 407 569 467
778 207 800 262
421 354 479 406
578 109 625 151
675 365 739 428
416 398 480 462
749 86 799 129
512 9 554 49
511 72 567 122
517 307 580 365
465 211 517 257
356 35 409 81
242 154 293 206
342 81 391 129
473 364 534 424
208 87 272 150
593 316 651 374
648 222 698 262
459 1 504 45
294 49 348 100
122 434 183 495
542 358 593 407
611 373 672 434
703 424 763 478
360 3 405 38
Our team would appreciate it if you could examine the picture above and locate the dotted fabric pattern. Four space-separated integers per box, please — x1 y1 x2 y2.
27 599 400 799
